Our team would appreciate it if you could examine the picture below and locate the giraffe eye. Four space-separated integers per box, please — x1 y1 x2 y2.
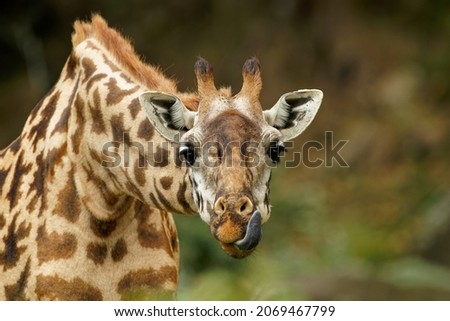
268 141 286 164
179 144 196 166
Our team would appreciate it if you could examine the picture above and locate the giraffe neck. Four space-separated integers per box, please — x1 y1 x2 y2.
0 35 197 300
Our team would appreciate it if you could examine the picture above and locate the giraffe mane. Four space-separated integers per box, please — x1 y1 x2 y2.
71 14 199 110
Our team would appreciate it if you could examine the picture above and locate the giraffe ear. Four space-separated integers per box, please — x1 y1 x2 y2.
139 91 198 142
264 89 323 141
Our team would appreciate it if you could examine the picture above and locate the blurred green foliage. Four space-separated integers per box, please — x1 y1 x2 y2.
1 0 449 300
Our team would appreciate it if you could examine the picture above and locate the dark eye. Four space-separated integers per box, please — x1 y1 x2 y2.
179 144 196 166
268 141 286 164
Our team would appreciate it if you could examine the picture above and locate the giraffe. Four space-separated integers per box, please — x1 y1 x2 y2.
0 15 323 300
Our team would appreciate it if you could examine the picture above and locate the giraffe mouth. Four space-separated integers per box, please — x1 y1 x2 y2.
216 211 262 259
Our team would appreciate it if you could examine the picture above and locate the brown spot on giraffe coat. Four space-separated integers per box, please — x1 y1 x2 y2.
54 175 81 223
4 257 31 300
0 169 8 191
71 94 86 154
52 74 81 136
160 176 173 190
6 153 32 210
110 113 126 143
151 146 169 167
89 216 117 238
117 265 178 296
128 97 140 119
86 73 107 92
102 53 120 73
26 197 39 214
88 88 107 134
111 238 127 262
36 223 77 265
86 242 108 265
0 214 31 270
134 159 146 187
47 142 68 177
81 57 96 81
120 73 134 84
124 178 146 203
27 91 61 151
64 51 78 81
36 275 103 300
0 215 5 230
29 152 45 199
177 180 195 214
154 183 179 214
137 223 166 249
134 201 166 249
137 120 154 141
9 137 21 154
105 78 139 106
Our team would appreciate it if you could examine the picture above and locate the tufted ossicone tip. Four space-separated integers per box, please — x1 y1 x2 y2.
194 57 217 97
239 57 262 101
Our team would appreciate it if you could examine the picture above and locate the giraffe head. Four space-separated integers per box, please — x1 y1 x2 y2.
139 58 322 258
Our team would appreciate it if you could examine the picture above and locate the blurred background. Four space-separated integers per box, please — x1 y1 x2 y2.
1 0 449 300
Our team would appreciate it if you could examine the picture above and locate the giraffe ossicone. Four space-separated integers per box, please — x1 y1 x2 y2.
0 14 322 300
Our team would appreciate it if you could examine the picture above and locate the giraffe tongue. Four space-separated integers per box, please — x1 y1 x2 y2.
234 211 262 251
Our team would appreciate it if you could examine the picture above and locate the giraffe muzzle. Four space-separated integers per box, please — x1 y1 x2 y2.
212 209 263 259
234 210 262 251
212 194 262 258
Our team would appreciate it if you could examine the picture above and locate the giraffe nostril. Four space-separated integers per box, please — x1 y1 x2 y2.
237 196 253 216
214 196 227 215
